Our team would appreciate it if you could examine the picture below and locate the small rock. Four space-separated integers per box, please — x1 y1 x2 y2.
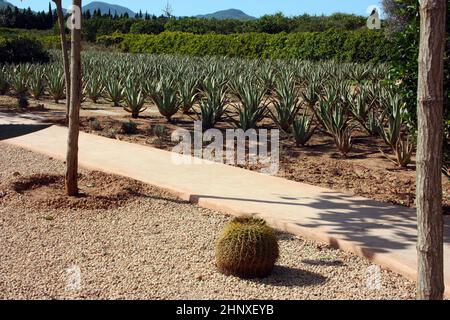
12 171 20 177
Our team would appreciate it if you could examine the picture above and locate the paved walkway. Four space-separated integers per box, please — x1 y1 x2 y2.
1 117 449 296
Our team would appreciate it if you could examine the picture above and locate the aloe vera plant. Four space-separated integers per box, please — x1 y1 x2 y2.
85 74 104 103
292 113 315 146
149 78 181 122
178 77 198 114
28 70 45 100
104 76 123 107
377 93 404 149
46 68 65 103
10 67 29 96
270 78 303 132
198 80 228 131
123 79 147 118
0 70 9 95
395 137 413 168
232 82 268 131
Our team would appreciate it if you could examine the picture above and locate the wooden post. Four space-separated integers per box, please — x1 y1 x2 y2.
52 0 71 120
65 0 82 196
416 0 446 300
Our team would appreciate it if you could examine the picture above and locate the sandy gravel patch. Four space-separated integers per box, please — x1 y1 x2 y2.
0 142 415 299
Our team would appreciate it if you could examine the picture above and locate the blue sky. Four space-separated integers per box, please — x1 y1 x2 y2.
9 0 383 17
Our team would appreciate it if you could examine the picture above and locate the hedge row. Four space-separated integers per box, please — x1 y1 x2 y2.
0 36 50 64
97 30 392 63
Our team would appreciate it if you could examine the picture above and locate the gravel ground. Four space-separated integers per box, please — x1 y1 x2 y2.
0 142 416 300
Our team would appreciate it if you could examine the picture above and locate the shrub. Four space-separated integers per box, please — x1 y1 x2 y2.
215 216 279 278
107 30 392 63
0 37 49 64
152 124 167 140
17 95 29 108
121 120 138 134
88 118 102 131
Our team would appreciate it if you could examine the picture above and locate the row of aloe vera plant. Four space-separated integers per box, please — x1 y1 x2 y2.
0 51 412 167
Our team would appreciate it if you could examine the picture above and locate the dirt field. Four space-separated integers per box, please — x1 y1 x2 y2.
2 95 446 211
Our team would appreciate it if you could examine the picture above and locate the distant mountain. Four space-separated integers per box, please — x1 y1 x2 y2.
196 9 255 20
0 0 15 9
82 1 134 16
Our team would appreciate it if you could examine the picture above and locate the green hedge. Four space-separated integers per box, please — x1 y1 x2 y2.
98 29 392 63
0 36 50 64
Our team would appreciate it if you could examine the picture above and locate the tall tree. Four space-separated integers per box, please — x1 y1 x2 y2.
52 0 71 120
416 0 446 300
65 0 82 196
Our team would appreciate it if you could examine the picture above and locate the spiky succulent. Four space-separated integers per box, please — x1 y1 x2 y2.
122 78 147 118
269 77 303 133
292 113 315 147
215 216 279 278
150 78 181 122
46 68 65 103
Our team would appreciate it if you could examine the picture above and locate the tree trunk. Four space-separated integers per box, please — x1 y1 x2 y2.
416 0 446 300
52 0 71 121
65 0 82 196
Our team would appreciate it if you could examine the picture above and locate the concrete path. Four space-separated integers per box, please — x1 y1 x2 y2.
1 119 449 296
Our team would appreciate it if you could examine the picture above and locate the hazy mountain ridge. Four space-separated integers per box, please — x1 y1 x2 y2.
196 9 255 20
82 1 135 16
0 0 14 9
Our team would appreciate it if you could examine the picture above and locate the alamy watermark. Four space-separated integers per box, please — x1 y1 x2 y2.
66 265 81 291
367 5 382 30
66 5 82 30
171 121 280 175
366 265 382 290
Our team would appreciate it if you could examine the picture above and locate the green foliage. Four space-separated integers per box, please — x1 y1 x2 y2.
215 216 279 278
198 77 228 130
0 37 49 64
102 30 392 63
385 0 449 170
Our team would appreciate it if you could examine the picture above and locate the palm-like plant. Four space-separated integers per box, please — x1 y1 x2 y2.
149 78 181 122
123 79 147 118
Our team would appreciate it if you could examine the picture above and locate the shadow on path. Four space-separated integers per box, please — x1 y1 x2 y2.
0 124 52 141
190 191 450 259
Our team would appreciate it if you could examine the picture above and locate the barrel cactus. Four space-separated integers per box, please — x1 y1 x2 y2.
215 216 279 278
